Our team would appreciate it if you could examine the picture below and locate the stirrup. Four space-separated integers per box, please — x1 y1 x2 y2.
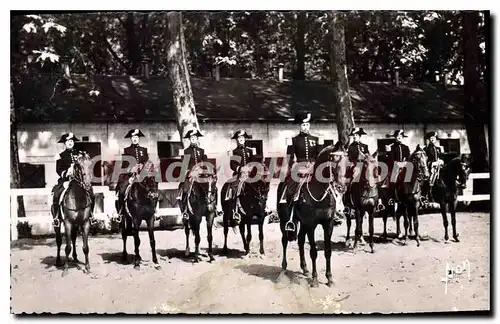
285 220 296 232
233 210 241 222
420 196 428 205
343 206 351 217
114 213 122 224
52 218 60 228
388 198 395 206
182 212 189 220
376 203 385 212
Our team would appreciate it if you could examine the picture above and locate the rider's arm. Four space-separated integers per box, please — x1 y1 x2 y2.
229 150 240 173
56 158 67 178
286 138 295 168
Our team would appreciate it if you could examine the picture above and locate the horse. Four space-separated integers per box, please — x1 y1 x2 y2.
115 162 160 269
277 145 346 287
178 165 218 262
344 151 380 253
221 164 270 256
432 155 471 242
390 146 429 246
55 152 94 276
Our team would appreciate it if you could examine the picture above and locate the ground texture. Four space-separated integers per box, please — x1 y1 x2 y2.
11 212 490 314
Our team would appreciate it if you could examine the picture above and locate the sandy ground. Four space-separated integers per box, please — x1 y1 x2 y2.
11 212 490 314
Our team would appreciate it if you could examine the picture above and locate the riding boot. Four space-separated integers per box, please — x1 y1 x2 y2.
51 203 60 228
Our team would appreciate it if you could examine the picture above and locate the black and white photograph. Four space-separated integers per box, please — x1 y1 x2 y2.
9 9 491 314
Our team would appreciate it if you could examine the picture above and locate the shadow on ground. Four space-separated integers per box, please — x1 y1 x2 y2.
235 263 307 286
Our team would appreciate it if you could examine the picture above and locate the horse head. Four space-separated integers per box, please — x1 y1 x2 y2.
140 161 160 201
361 151 380 188
71 152 92 187
411 145 429 182
452 155 471 190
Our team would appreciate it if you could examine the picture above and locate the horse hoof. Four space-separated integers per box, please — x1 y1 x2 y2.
185 250 190 257
134 264 140 270
310 279 319 288
453 235 460 242
61 269 69 277
303 269 310 277
416 241 420 247
444 235 449 242
154 264 162 270
209 256 215 263
84 267 91 274
326 280 334 287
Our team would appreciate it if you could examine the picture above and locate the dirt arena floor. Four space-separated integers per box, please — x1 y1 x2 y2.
11 212 490 314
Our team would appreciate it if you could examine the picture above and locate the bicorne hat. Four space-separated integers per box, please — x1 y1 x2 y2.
388 129 408 138
125 129 145 138
57 132 80 143
425 131 438 140
294 112 312 124
231 129 252 140
350 127 367 136
184 129 204 139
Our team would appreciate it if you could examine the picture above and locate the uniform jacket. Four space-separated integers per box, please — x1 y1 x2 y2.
286 132 321 167
348 141 369 162
424 143 442 163
123 144 149 165
230 145 256 174
182 145 207 170
389 142 411 163
56 149 86 181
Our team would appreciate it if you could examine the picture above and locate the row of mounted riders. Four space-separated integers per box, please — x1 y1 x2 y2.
49 114 471 283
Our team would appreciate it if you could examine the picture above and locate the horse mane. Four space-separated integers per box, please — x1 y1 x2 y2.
73 153 92 187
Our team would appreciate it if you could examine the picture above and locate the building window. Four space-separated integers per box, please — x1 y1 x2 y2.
246 140 263 159
439 139 461 155
19 163 45 188
157 141 182 183
74 142 102 185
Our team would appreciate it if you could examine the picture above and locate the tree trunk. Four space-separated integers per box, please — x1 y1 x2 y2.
165 11 200 148
463 11 489 171
330 11 355 148
294 11 306 80
10 80 25 218
125 13 141 75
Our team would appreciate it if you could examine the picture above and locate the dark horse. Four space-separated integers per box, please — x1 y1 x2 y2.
221 165 270 256
432 155 471 242
55 153 93 276
388 146 429 246
178 166 218 262
345 151 380 253
115 162 160 269
277 145 346 287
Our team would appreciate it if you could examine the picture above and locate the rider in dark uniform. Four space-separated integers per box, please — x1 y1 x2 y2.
51 133 95 227
176 129 209 220
422 131 443 204
229 129 257 220
279 112 322 204
386 129 410 201
115 129 150 218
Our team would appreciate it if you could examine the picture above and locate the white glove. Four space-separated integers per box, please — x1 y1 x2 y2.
66 165 74 177
63 181 70 189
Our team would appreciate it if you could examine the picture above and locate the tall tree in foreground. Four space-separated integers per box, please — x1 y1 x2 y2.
462 11 488 171
330 11 354 147
10 79 26 220
165 11 200 147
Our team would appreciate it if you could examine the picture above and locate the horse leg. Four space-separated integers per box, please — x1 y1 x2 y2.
62 221 72 277
298 227 309 276
382 209 388 240
368 207 375 253
323 219 334 287
206 212 215 262
402 204 409 245
81 221 91 273
440 202 449 242
353 209 362 248
193 220 202 263
412 202 420 247
258 218 265 255
184 220 191 257
450 200 460 242
245 221 252 255
345 208 352 246
147 217 160 269
222 212 229 255
307 229 319 288
133 229 141 269
55 226 63 267
280 233 288 272
396 205 404 239
121 226 128 264
239 222 248 255
71 226 79 262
